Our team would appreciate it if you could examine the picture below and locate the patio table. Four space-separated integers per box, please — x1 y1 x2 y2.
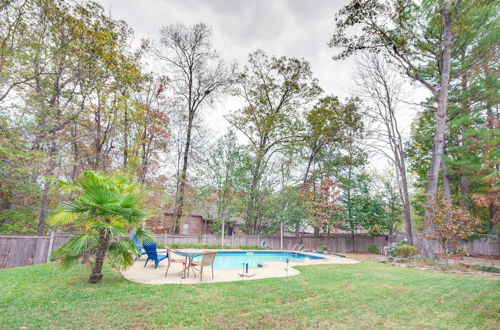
174 249 206 278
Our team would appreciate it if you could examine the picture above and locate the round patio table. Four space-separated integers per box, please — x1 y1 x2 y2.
174 249 206 278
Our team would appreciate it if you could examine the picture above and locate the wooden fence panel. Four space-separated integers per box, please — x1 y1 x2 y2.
1 232 498 269
0 235 50 269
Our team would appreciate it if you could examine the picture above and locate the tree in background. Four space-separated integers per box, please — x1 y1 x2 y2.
372 171 403 236
302 95 364 184
406 0 499 232
158 23 233 233
425 196 478 259
227 50 321 234
0 0 44 103
354 54 413 244
340 173 386 251
311 177 343 236
198 130 251 245
329 0 493 256
128 73 170 183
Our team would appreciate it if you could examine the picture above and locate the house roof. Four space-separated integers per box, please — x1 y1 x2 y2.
162 209 212 221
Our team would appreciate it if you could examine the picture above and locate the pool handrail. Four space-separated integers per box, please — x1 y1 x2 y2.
291 244 305 252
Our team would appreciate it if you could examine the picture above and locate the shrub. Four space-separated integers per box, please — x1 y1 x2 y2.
397 239 408 246
479 266 500 273
318 243 329 251
392 245 418 258
367 244 379 254
425 196 478 255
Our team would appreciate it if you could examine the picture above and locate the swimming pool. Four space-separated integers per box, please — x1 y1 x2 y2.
194 251 325 269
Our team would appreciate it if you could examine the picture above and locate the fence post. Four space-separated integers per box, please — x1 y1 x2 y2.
46 231 55 263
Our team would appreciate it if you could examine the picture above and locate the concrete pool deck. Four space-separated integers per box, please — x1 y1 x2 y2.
122 250 359 285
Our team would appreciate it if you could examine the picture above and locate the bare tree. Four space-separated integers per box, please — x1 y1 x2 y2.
354 54 413 245
158 23 232 233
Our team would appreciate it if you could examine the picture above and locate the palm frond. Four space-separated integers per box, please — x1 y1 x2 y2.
53 234 98 259
89 221 128 238
134 227 154 245
80 189 121 208
108 240 136 270
120 193 138 209
60 256 80 270
48 209 81 226
46 176 82 194
60 201 93 214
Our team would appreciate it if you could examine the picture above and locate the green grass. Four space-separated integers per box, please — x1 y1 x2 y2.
0 258 498 329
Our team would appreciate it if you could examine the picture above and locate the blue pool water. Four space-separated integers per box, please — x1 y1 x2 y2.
194 251 325 269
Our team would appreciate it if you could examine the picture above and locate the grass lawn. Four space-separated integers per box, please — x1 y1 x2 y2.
0 256 498 329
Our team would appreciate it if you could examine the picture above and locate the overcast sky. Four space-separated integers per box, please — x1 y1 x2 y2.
98 0 422 170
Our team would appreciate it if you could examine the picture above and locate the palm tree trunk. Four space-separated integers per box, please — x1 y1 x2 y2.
89 228 111 283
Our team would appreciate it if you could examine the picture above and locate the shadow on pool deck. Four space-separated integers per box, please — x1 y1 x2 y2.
122 250 359 285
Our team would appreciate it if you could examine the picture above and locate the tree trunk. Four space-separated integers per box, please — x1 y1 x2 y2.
460 176 469 210
123 99 129 169
441 158 452 202
89 228 111 283
393 146 413 245
303 152 315 184
459 66 470 211
82 249 90 264
247 152 264 235
37 139 57 234
37 183 50 234
172 115 194 234
70 123 80 180
422 5 453 258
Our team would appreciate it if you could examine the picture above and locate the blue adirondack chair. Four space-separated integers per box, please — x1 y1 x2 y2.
143 242 167 268
131 234 146 260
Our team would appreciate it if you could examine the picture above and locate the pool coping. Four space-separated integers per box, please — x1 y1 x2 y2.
121 249 360 285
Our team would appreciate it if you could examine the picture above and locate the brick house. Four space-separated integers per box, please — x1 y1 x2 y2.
146 210 212 235
146 210 245 236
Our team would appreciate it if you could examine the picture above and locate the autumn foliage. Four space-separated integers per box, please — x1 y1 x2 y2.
302 178 343 235
425 197 479 255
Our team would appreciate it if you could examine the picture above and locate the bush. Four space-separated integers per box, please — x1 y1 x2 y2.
397 239 408 246
367 244 379 254
318 243 329 252
392 245 418 258
479 266 500 273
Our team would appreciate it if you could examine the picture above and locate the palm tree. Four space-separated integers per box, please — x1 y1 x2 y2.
49 171 150 283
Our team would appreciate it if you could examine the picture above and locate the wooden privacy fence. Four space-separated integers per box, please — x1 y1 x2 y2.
0 233 73 269
395 233 500 257
154 233 398 252
1 232 498 269
155 233 499 256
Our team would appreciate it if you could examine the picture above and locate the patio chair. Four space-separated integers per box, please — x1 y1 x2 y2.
131 234 146 260
143 242 167 269
165 249 185 277
190 252 217 282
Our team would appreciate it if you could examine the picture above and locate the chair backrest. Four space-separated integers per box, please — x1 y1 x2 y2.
202 252 217 265
167 249 181 261
131 234 140 246
144 243 159 260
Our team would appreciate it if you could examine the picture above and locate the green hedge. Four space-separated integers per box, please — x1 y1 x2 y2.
392 245 418 257
367 244 379 254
